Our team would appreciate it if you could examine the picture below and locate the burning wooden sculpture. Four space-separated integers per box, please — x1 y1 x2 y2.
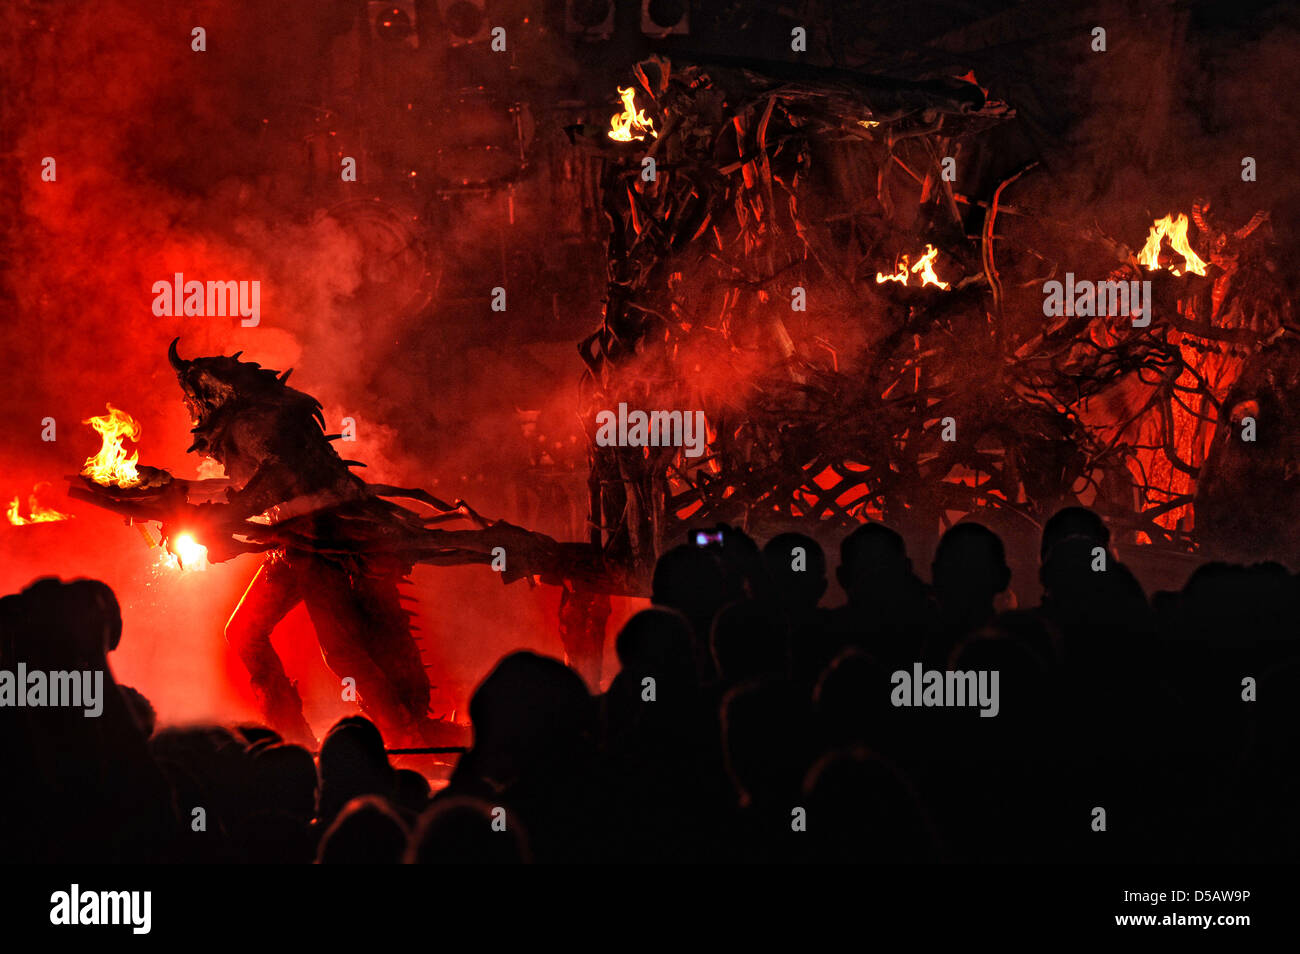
575 55 1294 572
576 54 1034 574
45 58 1294 731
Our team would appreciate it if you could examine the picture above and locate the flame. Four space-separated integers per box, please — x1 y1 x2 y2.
1138 213 1208 277
877 259 910 285
608 87 657 143
876 244 950 290
81 404 143 488
6 485 71 525
163 533 208 572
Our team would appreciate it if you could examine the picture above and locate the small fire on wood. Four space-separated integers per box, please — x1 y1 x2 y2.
81 404 144 488
608 86 657 143
876 244 951 290
1138 213 1209 277
6 483 70 525
74 403 207 570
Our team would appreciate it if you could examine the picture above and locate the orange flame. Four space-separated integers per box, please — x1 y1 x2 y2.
81 404 143 488
608 87 657 143
1138 213 1208 277
6 484 71 525
876 244 950 290
877 259 910 285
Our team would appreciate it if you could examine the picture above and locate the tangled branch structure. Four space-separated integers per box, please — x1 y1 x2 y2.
572 56 1292 584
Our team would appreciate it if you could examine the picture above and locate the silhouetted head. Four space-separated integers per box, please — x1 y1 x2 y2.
1039 536 1149 650
406 796 530 864
393 768 432 816
949 630 1049 726
812 649 894 748
932 522 1010 614
710 599 788 685
467 651 593 771
991 608 1060 668
615 608 696 685
721 680 811 808
0 593 21 665
1040 507 1109 564
1 577 121 669
236 724 281 750
603 608 699 746
711 524 767 601
325 715 388 757
803 747 939 862
318 717 394 822
762 532 828 613
252 742 318 823
67 579 122 654
148 724 250 840
651 544 729 634
837 522 911 605
1039 535 1109 599
316 795 408 864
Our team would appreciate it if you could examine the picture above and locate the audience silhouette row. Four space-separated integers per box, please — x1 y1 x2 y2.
3 508 1296 863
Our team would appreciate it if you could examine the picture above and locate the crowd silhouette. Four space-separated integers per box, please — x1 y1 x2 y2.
2 507 1297 863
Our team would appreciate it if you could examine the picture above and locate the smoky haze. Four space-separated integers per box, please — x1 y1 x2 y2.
2 0 1297 729
0 0 629 730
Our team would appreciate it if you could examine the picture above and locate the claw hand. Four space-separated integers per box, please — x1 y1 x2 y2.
160 503 240 564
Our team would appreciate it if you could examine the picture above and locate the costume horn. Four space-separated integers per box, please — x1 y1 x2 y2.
168 337 188 372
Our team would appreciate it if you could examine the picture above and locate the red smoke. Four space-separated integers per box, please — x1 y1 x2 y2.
0 1 635 734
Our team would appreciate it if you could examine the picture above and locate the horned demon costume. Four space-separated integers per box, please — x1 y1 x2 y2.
162 339 592 745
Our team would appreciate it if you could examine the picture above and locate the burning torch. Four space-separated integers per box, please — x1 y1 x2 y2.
66 404 259 570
